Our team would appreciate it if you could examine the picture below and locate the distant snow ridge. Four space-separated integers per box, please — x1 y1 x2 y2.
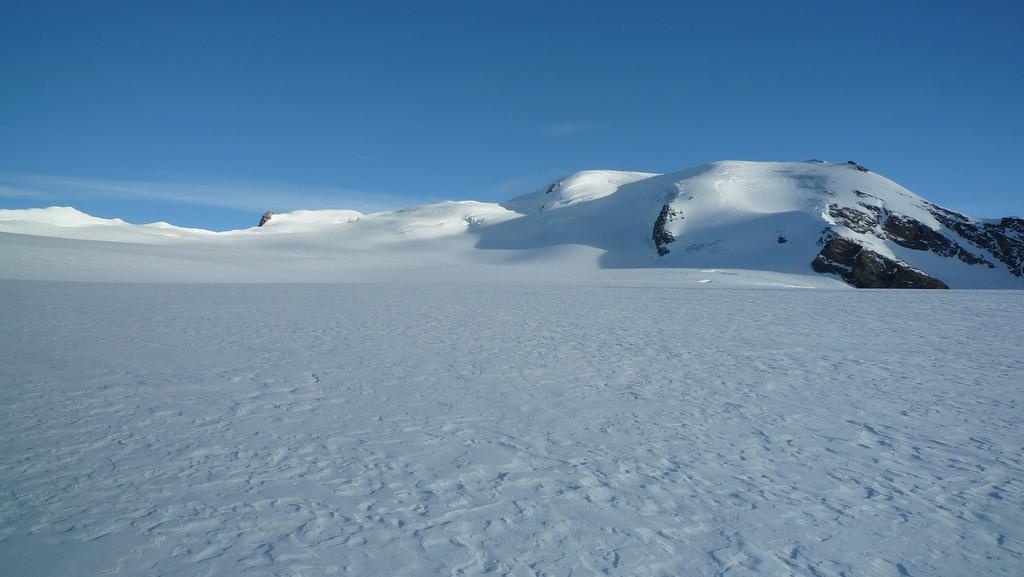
1 161 1022 288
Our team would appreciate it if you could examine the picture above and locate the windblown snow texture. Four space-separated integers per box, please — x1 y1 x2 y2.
1 280 1022 576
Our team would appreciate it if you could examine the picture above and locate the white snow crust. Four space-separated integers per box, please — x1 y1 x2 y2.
1 161 1022 574
0 280 1021 576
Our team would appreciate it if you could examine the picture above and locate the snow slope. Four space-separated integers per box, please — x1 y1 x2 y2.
1 161 1021 288
1 280 1021 576
0 206 220 243
0 193 841 287
486 161 1023 287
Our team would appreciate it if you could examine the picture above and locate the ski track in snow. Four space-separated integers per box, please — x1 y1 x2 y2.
0 280 1022 576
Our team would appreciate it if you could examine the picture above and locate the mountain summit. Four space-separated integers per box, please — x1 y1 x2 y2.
489 160 1023 288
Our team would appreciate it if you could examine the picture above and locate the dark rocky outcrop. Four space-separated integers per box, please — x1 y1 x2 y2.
828 204 877 234
258 211 274 227
847 160 870 172
653 204 681 256
811 232 948 289
827 203 992 268
928 205 1023 276
880 212 989 266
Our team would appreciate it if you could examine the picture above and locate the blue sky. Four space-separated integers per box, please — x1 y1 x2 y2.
2 0 1022 230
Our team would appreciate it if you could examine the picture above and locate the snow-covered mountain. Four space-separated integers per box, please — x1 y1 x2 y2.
2 160 1021 288
491 160 1024 288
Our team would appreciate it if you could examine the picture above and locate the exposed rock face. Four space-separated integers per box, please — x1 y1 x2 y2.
828 204 877 234
846 160 870 172
827 203 994 267
653 204 681 256
817 197 1024 287
812 232 949 289
927 205 1023 276
258 211 274 227
881 211 990 266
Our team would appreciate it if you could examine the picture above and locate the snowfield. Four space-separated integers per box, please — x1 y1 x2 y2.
1 279 1021 576
1 160 1022 574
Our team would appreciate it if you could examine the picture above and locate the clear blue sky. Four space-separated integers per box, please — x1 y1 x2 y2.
2 0 1021 230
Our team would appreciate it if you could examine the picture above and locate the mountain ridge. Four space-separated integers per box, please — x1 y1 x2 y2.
2 160 1021 288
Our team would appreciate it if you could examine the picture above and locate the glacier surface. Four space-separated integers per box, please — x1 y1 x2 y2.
1 279 1021 576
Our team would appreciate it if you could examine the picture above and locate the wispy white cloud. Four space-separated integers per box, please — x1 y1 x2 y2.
0 183 57 200
488 176 543 196
540 121 600 137
0 173 410 214
485 172 565 199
